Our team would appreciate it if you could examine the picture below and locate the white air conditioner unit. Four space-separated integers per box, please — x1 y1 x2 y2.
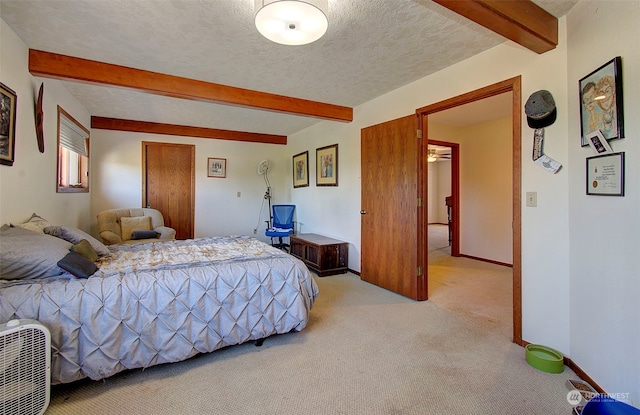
0 319 51 415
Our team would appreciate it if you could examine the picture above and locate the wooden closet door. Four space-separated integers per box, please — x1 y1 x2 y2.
360 115 426 300
143 142 195 239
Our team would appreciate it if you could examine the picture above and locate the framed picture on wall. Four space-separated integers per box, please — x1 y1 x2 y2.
579 56 624 147
586 152 624 196
316 144 338 186
207 157 226 178
585 129 613 155
0 82 17 166
292 151 309 188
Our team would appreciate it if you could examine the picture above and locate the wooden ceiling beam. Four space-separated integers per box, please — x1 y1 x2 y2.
92 117 287 145
432 0 558 54
30 49 353 123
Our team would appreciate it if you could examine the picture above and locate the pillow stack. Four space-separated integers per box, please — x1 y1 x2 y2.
0 213 111 280
0 224 72 280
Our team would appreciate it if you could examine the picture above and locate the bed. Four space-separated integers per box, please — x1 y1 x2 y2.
0 222 318 385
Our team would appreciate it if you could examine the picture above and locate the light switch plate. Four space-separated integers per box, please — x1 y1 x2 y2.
526 192 537 207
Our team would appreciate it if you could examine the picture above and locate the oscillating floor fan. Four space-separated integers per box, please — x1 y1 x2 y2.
0 319 51 415
257 159 269 176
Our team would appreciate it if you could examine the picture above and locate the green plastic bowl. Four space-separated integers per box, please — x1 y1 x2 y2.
525 344 564 373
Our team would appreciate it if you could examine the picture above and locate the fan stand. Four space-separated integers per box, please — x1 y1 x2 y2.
264 186 272 228
257 159 273 234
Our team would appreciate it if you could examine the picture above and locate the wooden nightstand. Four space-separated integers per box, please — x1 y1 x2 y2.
289 233 348 277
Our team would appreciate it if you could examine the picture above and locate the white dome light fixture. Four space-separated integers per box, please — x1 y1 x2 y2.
255 0 328 46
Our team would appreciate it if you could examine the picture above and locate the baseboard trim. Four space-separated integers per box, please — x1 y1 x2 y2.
521 340 604 394
348 268 360 276
458 253 513 268
565 358 604 394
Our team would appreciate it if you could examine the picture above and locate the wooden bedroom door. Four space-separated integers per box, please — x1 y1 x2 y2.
143 141 195 239
360 115 426 300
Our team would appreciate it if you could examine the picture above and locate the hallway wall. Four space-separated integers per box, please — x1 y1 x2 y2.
429 117 512 265
427 160 451 224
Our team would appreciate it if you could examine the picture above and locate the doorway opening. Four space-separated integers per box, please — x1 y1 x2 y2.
427 141 459 257
417 76 522 345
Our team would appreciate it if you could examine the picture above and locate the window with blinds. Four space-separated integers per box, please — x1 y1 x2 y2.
57 106 90 193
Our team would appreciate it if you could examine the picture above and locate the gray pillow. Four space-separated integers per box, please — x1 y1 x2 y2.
44 225 110 258
131 230 160 240
57 252 98 278
0 226 71 280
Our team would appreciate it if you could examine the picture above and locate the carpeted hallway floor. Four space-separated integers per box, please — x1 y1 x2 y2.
427 224 513 340
45 227 579 414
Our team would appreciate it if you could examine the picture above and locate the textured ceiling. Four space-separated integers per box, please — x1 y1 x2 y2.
0 0 577 136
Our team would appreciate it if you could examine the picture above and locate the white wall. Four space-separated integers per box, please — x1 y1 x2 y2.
0 19 92 229
567 0 640 404
436 161 451 224
429 117 513 265
90 129 290 242
459 117 512 264
427 160 451 224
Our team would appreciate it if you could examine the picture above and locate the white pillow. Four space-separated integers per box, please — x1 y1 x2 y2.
15 213 51 233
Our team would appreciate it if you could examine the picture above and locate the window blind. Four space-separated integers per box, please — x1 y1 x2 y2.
60 114 89 157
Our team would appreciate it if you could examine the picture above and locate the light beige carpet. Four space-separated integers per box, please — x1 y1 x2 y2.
427 224 513 341
45 228 578 414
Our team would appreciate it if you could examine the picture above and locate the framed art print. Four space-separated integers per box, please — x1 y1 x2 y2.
316 144 338 186
292 151 309 188
0 82 17 166
579 56 624 146
207 157 226 178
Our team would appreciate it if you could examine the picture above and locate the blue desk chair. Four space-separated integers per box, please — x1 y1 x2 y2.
265 204 295 251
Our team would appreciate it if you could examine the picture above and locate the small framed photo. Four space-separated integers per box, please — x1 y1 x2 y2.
586 130 613 155
586 152 624 196
0 82 17 166
207 157 226 178
292 151 309 188
579 56 624 146
316 144 338 187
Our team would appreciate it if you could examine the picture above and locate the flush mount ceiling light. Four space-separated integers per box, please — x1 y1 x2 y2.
255 0 328 46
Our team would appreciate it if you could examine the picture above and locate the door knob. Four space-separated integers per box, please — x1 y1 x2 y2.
360 210 367 214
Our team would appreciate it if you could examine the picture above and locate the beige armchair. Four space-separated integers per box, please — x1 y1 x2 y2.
97 208 176 245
